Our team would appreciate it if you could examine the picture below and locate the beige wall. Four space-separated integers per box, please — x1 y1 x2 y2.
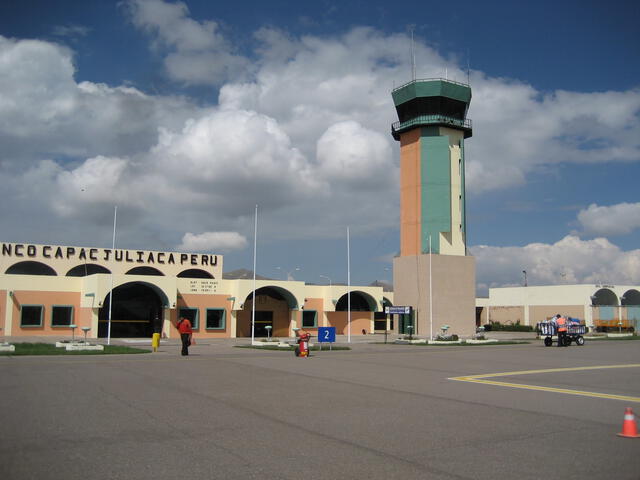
394 254 476 337
1 242 222 278
479 285 640 327
529 306 584 325
10 290 81 337
485 306 524 325
175 293 232 338
439 127 466 256
326 311 372 335
303 298 324 330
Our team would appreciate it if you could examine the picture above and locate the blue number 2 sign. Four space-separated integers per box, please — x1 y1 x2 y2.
318 326 336 343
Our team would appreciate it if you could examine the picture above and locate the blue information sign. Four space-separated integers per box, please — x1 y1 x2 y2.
318 326 336 343
385 306 412 315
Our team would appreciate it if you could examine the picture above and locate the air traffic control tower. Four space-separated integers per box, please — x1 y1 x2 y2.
391 78 476 337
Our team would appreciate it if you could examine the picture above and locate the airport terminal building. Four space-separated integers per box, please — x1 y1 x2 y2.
0 242 391 340
476 284 640 331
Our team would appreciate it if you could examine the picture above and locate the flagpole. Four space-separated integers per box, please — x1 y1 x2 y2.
429 234 433 341
347 227 351 343
107 206 117 346
252 204 257 345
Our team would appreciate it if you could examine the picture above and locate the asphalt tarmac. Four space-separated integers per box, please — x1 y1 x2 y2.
1 337 639 479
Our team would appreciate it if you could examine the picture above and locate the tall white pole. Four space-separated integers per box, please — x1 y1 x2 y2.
410 27 416 81
347 227 351 343
252 204 257 345
107 206 117 346
429 235 433 341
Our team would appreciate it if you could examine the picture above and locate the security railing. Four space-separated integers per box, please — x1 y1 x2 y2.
391 114 472 137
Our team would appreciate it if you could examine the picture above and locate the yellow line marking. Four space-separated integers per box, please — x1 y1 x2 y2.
449 364 640 403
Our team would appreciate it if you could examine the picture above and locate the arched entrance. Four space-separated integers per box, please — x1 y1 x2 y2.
237 286 298 338
98 282 167 338
622 289 640 332
331 291 377 335
591 288 619 331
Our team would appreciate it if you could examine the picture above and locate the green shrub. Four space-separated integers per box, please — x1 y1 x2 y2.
486 321 533 332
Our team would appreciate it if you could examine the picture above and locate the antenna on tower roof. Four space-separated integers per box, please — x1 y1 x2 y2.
466 48 471 85
409 25 416 81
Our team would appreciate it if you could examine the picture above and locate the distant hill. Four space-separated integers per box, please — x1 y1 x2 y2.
223 269 272 280
369 280 393 292
223 269 393 291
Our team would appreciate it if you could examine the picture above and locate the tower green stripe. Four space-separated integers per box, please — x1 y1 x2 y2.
421 134 451 254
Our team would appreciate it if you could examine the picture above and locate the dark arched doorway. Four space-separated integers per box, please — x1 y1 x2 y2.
237 286 298 337
98 282 165 338
332 291 377 335
374 297 394 331
6 261 57 275
622 289 640 332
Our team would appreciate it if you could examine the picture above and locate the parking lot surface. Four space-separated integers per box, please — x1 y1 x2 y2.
1 337 639 479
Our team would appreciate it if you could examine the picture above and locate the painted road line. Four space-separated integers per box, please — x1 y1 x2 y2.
449 364 640 403
454 364 640 379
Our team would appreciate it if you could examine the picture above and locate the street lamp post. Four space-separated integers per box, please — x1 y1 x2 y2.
619 296 626 333
522 270 527 287
287 268 300 281
276 266 300 281
320 275 332 287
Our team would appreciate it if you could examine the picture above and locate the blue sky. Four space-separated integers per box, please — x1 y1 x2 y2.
0 0 638 293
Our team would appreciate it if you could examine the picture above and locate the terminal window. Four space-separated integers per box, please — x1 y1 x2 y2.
21 305 43 327
302 310 317 328
206 309 225 330
51 306 73 327
178 307 199 329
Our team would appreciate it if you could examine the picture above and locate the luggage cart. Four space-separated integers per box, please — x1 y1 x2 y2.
538 322 586 347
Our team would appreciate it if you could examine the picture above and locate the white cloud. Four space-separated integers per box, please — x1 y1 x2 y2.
2 5 640 281
466 80 640 193
178 231 247 252
52 156 133 216
472 235 640 294
576 202 640 236
123 0 250 86
316 120 394 190
0 35 199 163
150 108 321 216
52 25 90 38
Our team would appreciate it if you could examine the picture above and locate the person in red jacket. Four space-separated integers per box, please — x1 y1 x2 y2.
177 317 193 356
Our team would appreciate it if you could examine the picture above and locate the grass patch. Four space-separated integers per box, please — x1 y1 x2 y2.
235 345 351 351
602 335 640 341
452 341 530 346
374 340 531 347
0 342 150 356
378 341 531 346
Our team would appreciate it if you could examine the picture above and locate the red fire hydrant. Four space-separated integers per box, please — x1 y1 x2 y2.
295 331 311 357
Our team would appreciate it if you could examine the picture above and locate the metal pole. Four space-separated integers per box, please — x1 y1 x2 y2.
347 227 351 343
429 235 433 341
107 206 117 346
252 204 257 345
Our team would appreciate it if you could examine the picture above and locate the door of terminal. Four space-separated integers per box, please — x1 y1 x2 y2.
254 311 273 337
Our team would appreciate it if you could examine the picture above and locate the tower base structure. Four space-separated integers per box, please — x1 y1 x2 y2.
393 254 476 338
